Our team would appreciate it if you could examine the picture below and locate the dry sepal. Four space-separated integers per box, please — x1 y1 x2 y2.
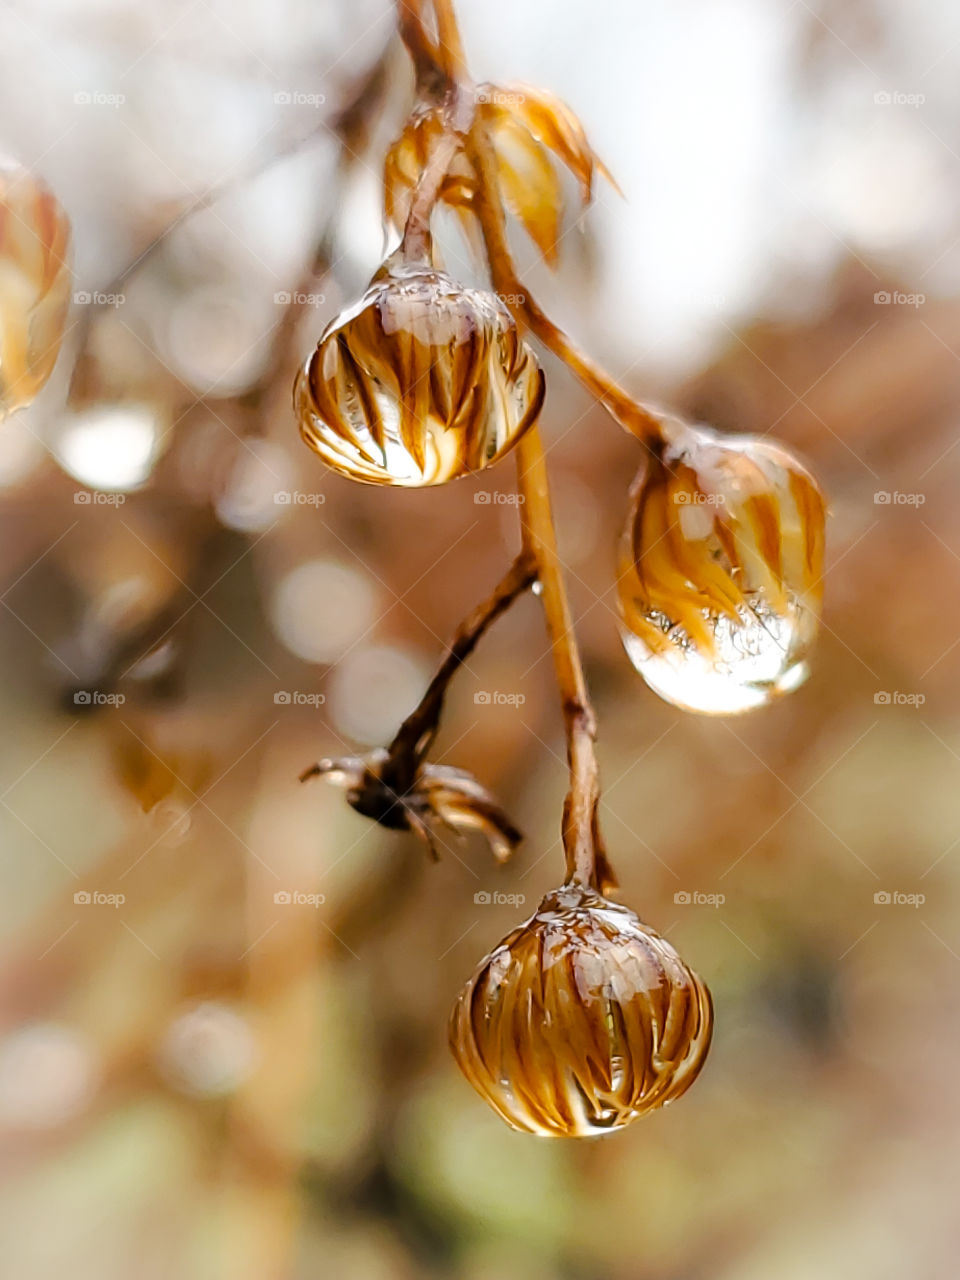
295 255 544 486
383 84 617 266
450 881 712 1136
0 158 72 416
303 749 522 864
618 419 827 714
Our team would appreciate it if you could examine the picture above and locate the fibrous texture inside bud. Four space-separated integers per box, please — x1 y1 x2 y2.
450 883 712 1137
295 261 544 486
618 421 826 714
0 159 71 416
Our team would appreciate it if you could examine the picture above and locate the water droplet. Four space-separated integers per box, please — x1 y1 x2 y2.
620 594 815 714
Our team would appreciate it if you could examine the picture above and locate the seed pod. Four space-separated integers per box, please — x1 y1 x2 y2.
0 159 72 416
618 419 826 715
294 257 544 486
450 882 712 1137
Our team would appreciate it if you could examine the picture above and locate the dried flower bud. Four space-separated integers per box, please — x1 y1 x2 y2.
0 159 72 416
302 749 522 864
383 85 617 268
450 882 712 1136
618 419 826 714
294 258 544 486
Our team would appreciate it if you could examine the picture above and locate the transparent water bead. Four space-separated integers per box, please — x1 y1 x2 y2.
449 882 712 1137
618 419 826 715
620 595 815 715
295 257 544 486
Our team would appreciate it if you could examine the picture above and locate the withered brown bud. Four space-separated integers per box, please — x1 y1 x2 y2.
618 419 826 714
294 256 544 486
0 158 71 416
449 882 712 1137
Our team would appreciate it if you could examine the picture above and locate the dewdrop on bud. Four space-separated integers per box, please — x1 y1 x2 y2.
294 255 544 486
0 159 71 416
618 419 826 715
449 882 712 1136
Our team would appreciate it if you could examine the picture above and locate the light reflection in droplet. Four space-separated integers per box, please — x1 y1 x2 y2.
271 559 378 665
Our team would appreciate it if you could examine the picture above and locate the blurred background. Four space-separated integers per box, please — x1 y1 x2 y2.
0 0 956 1277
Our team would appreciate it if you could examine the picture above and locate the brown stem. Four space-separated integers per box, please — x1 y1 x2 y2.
515 429 613 892
431 0 469 79
465 117 662 443
393 0 619 891
386 551 536 781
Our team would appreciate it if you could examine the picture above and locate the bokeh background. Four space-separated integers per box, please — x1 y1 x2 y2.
0 1 957 1277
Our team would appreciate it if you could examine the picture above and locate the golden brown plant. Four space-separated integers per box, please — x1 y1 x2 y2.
297 0 829 1135
0 157 72 416
449 882 712 1137
618 418 827 714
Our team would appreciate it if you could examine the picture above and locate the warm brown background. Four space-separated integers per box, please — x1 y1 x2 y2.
0 1 956 1277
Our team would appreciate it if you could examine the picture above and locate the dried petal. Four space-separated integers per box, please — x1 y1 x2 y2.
450 882 712 1136
295 257 544 486
0 159 72 415
302 751 522 865
618 419 827 714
